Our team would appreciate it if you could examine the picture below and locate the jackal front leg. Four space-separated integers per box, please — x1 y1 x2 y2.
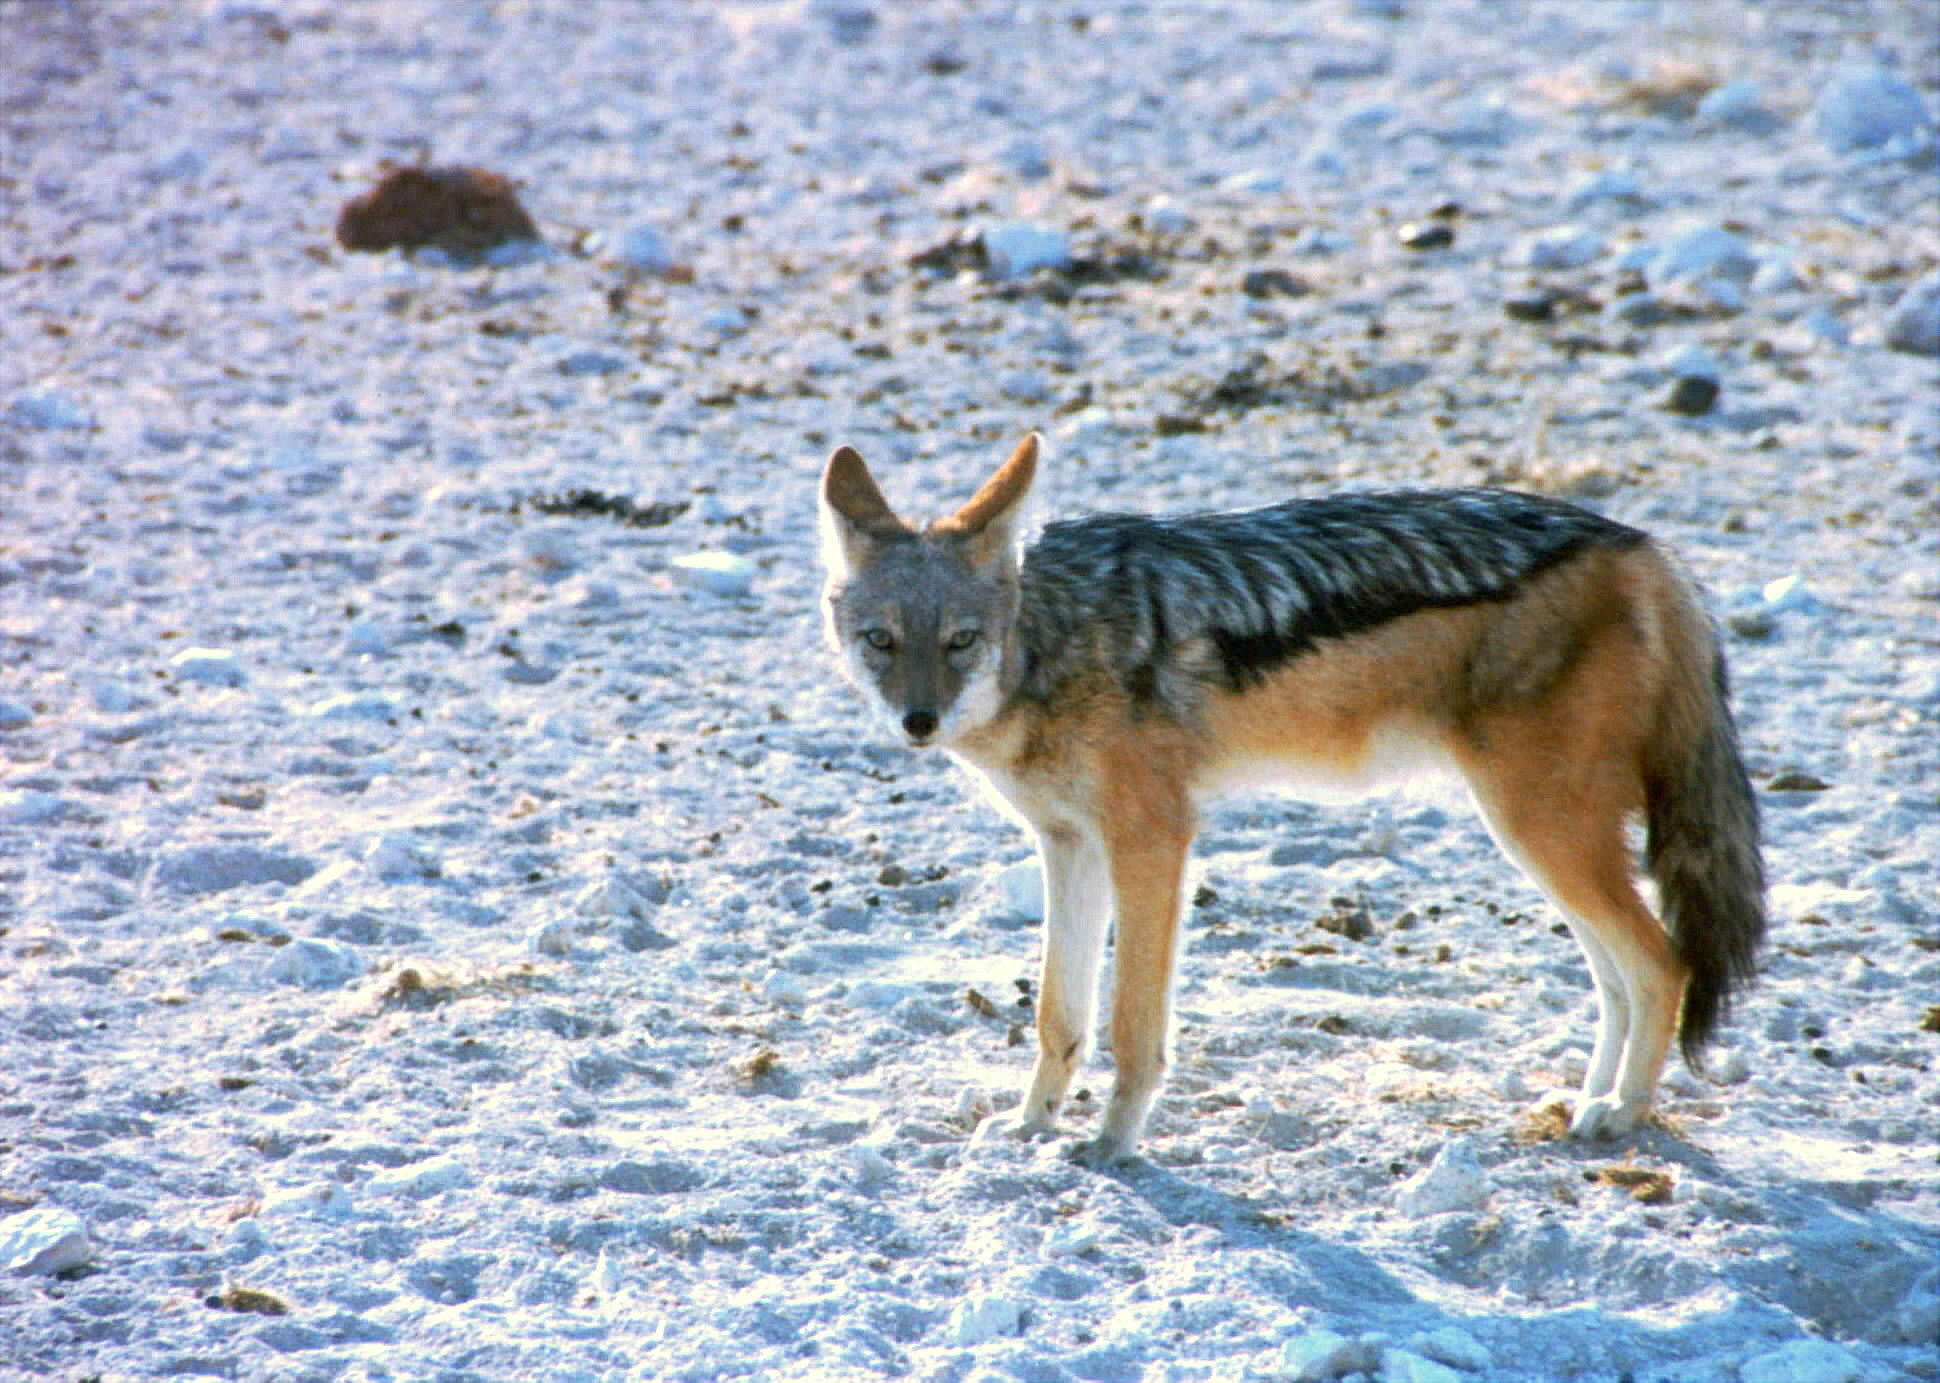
1071 800 1193 1167
974 826 1110 1146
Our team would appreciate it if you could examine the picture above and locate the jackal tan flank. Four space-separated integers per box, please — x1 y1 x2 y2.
818 434 1765 1167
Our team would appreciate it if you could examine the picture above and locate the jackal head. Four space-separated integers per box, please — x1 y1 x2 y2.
818 434 1038 749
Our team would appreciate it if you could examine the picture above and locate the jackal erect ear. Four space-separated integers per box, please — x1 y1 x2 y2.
819 444 912 577
930 433 1039 568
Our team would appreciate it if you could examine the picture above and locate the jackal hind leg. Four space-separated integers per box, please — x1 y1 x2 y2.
1467 768 1683 1140
974 826 1110 1147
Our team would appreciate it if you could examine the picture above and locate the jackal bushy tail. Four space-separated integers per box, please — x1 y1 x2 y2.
1645 643 1765 1067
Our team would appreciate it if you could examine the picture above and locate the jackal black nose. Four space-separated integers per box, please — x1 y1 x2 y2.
902 709 939 741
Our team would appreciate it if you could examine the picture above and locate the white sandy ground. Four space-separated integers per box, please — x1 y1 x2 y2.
3 2 1938 1380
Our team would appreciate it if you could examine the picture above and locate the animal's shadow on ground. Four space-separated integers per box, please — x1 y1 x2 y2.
1076 1124 1930 1370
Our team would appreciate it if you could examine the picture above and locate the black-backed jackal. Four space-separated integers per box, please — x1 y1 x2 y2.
818 434 1765 1166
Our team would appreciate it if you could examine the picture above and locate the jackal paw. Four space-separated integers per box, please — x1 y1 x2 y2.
971 1109 1057 1148
1065 1132 1137 1169
1567 1092 1649 1140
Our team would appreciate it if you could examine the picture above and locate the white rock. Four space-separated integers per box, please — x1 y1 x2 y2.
149 145 209 181
307 692 399 721
1000 370 1051 403
1277 1327 1362 1381
1219 168 1285 197
591 1246 623 1294
268 937 365 989
1648 224 1756 287
1761 573 1822 614
1382 1348 1462 1383
576 872 657 921
980 221 1072 279
1042 1219 1100 1258
1739 1337 1864 1383
0 697 33 728
527 917 577 958
1812 66 1931 153
523 525 579 573
1695 80 1775 132
260 1183 356 1221
997 859 1044 920
844 979 918 1012
366 832 440 881
1711 1047 1751 1084
1698 277 1746 314
1518 225 1603 270
9 386 92 430
1662 343 1722 382
669 551 755 597
954 1084 991 1126
1395 1137 1492 1218
169 646 246 687
222 1217 270 1262
0 790 68 825
0 1207 93 1275
701 305 749 334
571 579 621 608
762 969 809 1009
847 1142 893 1185
1143 196 1191 235
366 1156 472 1197
343 619 390 656
947 1294 1022 1346
1896 1289 1940 1347
607 224 675 275
1884 270 1940 357
1565 167 1645 211
1408 1325 1491 1372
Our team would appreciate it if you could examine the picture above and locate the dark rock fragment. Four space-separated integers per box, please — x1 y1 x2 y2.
336 166 539 257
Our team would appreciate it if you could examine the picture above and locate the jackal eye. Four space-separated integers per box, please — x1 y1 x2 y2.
945 629 980 652
862 629 895 652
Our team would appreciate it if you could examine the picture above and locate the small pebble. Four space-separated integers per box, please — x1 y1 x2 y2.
606 224 675 275
1740 1337 1864 1383
1662 342 1721 382
8 386 92 430
1517 224 1602 270
1242 268 1310 299
1663 375 1719 416
1142 196 1191 235
979 221 1071 278
168 647 247 687
1397 222 1454 251
0 790 70 825
307 692 399 721
344 620 390 655
1883 270 1940 357
1648 223 1755 287
1565 167 1646 211
1695 79 1777 133
557 351 629 378
947 1295 1022 1347
669 551 755 597
268 938 366 989
0 697 33 729
366 832 440 881
1395 1137 1492 1217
